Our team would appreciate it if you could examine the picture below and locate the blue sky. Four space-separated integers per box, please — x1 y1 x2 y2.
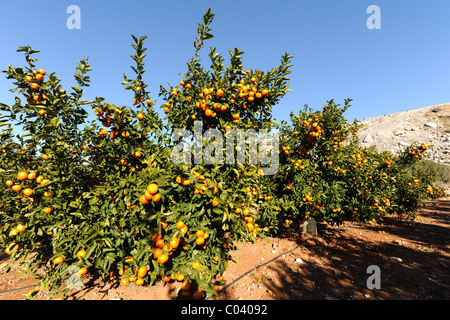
1 0 450 129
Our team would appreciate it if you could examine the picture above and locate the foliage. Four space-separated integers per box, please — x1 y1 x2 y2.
0 8 444 299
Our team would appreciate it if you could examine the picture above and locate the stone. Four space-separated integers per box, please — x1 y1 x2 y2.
294 258 303 264
302 218 318 236
393 130 406 136
362 134 373 143
424 123 438 129
334 269 343 276
390 256 403 262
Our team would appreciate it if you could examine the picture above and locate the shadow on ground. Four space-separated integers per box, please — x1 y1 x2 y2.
251 199 450 300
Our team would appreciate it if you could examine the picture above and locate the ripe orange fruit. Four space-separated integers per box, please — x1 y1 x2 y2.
11 185 22 192
78 267 88 276
139 196 150 205
133 151 142 159
38 69 46 75
42 154 49 160
152 233 162 241
246 223 255 232
27 172 36 180
35 74 44 81
16 224 26 233
176 274 185 282
6 180 13 187
232 113 240 120
120 278 128 286
169 237 180 249
192 262 202 270
243 208 250 216
152 193 161 202
181 225 188 235
128 274 138 282
30 83 39 90
181 280 192 291
157 254 169 264
193 289 204 299
216 89 224 97
153 248 162 259
147 183 159 195
137 266 147 278
26 76 33 82
137 113 144 120
22 188 34 196
17 172 28 180
155 239 165 248
195 230 204 238
144 191 154 201
125 257 135 263
43 191 52 198
53 257 64 265
176 221 185 230
76 250 86 260
161 275 171 282
36 176 44 184
195 237 205 246
205 108 213 117
161 221 168 229
136 278 144 286
212 199 220 206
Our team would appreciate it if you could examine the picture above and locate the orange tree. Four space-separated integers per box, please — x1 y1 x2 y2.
155 8 292 297
0 9 293 298
268 99 444 232
0 47 101 291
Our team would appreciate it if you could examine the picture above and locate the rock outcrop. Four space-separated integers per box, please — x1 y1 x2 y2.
357 103 450 164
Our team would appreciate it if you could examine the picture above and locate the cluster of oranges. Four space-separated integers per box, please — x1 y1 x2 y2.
139 183 161 204
164 74 271 131
234 206 257 233
409 143 429 158
5 170 53 209
96 107 131 140
25 69 47 114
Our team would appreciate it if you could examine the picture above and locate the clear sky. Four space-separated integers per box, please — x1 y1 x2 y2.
1 0 450 129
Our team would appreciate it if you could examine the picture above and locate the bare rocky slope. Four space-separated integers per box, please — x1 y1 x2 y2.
356 103 450 164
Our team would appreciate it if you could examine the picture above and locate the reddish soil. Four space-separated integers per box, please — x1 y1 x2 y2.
1 198 449 300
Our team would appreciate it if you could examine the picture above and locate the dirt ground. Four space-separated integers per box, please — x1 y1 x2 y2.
1 198 449 300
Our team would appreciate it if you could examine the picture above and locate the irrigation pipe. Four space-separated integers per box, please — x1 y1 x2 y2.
0 243 302 298
0 284 39 295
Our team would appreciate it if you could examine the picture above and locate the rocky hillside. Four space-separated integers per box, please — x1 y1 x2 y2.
357 103 450 164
